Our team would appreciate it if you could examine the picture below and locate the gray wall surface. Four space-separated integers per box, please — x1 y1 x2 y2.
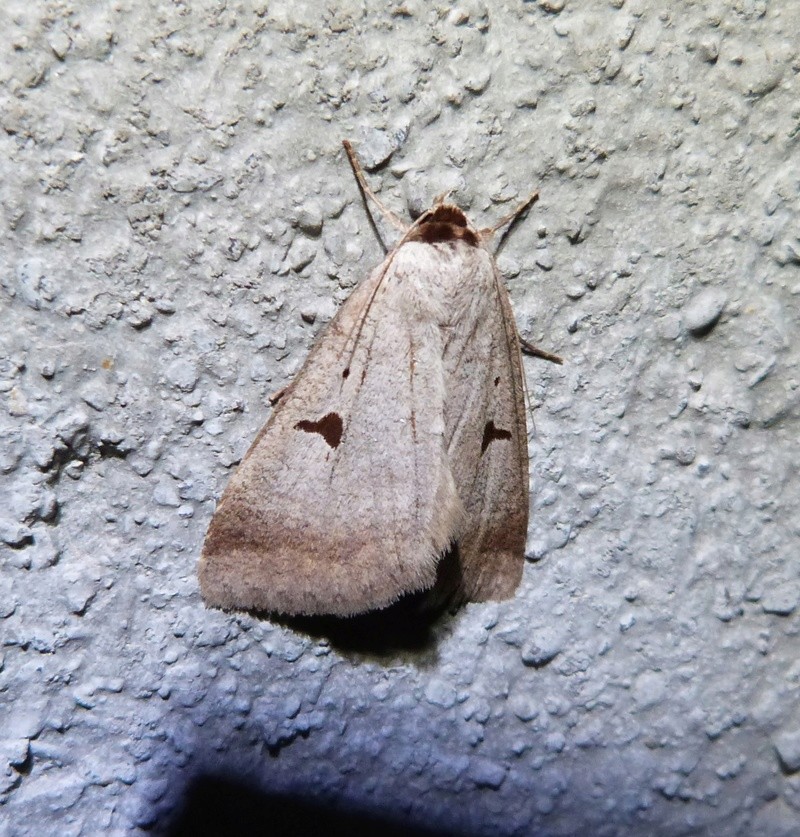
2 1 799 835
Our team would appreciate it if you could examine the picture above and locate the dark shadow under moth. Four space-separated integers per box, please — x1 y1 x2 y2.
198 141 561 618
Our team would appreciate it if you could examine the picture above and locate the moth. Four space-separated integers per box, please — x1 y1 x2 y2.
199 140 561 618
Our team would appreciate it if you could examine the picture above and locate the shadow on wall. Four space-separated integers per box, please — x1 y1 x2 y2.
161 774 465 837
271 544 467 658
277 599 439 657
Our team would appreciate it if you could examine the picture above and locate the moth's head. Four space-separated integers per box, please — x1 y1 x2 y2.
407 202 482 247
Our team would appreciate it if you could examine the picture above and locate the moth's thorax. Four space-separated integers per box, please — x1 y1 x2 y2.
407 204 481 247
391 236 495 325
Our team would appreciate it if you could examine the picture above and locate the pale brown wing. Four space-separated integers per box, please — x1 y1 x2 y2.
442 257 528 604
199 251 464 617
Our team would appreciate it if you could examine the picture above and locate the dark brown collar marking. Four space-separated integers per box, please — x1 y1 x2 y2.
407 204 481 247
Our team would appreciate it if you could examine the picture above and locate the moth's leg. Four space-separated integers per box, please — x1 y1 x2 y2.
268 384 290 405
342 140 408 233
520 337 563 365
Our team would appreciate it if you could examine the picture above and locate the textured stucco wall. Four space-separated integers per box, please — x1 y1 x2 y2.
2 1 800 835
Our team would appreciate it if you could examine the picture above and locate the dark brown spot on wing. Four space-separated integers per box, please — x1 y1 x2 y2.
481 420 512 454
295 412 344 448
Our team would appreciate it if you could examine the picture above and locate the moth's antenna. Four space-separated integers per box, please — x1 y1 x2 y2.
342 140 408 233
483 190 539 254
490 190 539 234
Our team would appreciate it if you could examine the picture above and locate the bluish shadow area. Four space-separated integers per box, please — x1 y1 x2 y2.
158 773 465 837
143 687 699 837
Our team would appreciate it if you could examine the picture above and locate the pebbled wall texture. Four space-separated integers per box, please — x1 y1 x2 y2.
2 1 800 835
